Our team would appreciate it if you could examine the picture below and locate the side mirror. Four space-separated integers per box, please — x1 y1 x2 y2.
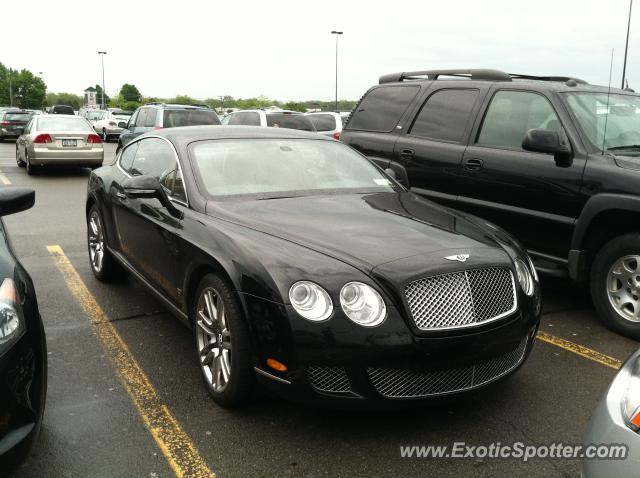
384 164 409 188
122 175 183 219
0 187 35 216
118 121 128 129
522 128 573 167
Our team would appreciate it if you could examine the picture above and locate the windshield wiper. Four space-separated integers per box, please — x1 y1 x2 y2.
607 145 640 151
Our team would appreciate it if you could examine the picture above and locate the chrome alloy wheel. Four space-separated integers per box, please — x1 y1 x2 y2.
88 210 105 273
607 255 640 323
196 287 231 392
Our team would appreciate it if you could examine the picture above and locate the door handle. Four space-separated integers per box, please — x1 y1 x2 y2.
464 158 484 171
399 149 415 163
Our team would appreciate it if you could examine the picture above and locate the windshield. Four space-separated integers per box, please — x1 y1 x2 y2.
563 92 640 150
163 109 220 127
3 113 31 122
307 114 337 131
191 139 394 198
37 117 92 131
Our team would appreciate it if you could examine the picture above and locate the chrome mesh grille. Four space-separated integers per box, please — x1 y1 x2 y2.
367 338 528 398
405 267 516 330
307 366 351 393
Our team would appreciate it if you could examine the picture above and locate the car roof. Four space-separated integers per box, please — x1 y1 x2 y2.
155 125 331 144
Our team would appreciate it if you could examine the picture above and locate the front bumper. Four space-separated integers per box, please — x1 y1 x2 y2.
243 291 540 406
581 349 640 477
31 147 104 166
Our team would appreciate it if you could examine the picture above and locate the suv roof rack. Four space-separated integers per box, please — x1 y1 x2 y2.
379 69 590 86
379 69 513 84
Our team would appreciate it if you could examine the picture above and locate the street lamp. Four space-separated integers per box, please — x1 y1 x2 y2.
331 31 343 112
98 51 107 109
622 0 634 89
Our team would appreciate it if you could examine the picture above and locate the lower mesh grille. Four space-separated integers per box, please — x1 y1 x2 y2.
367 338 528 398
307 366 351 393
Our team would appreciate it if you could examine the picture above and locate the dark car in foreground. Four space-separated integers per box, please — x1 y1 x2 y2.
0 110 32 142
342 68 640 340
0 187 47 474
86 126 540 407
116 104 220 152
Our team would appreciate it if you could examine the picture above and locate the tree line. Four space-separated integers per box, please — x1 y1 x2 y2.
1 62 357 112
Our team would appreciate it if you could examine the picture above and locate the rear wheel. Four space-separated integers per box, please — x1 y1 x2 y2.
16 146 25 167
591 233 640 340
193 274 254 407
87 205 126 281
25 151 38 175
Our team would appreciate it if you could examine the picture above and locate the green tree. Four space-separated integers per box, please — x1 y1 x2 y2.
45 92 83 110
282 101 307 112
120 84 142 102
95 84 110 107
10 70 46 109
169 94 198 105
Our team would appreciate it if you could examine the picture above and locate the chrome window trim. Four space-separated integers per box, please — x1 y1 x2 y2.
116 135 190 207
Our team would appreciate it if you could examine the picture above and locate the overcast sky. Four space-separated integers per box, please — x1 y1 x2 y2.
3 0 637 101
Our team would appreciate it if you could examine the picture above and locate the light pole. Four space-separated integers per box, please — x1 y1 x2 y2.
98 51 107 109
331 31 343 111
8 69 13 108
622 0 633 89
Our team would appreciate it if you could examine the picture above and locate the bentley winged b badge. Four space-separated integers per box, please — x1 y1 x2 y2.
444 254 470 263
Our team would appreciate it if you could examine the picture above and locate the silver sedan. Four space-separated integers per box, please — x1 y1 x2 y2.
582 348 640 476
15 115 104 175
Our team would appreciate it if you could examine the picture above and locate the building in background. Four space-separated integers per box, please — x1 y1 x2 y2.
84 87 97 108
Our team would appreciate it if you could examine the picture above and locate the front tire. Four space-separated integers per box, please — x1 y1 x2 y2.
87 205 126 281
193 274 254 407
591 233 640 339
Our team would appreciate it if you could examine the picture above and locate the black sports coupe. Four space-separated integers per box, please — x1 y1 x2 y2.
86 126 541 407
0 187 47 474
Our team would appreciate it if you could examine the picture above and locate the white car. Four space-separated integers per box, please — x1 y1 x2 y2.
91 111 131 142
222 109 316 131
306 111 345 140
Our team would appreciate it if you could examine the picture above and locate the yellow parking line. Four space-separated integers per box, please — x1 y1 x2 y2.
0 171 11 185
536 331 622 370
47 245 215 478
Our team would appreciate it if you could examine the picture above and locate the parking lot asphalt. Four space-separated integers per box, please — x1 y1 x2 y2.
0 140 638 478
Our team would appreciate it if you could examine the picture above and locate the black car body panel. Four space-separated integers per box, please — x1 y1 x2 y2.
0 189 47 474
87 126 541 404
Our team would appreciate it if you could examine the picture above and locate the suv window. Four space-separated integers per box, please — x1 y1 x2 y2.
130 138 175 179
308 114 337 131
266 113 315 131
477 90 562 149
228 112 260 126
347 85 420 132
139 108 157 128
163 109 220 127
409 89 479 143
128 110 139 127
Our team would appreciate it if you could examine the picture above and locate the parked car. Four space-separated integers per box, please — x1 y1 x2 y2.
306 111 344 139
91 110 131 141
222 109 316 132
85 126 540 407
15 115 104 175
341 68 640 340
0 187 47 475
49 105 75 115
117 104 220 152
582 347 640 476
0 110 33 142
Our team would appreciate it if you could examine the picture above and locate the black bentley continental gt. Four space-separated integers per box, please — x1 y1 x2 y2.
85 126 541 407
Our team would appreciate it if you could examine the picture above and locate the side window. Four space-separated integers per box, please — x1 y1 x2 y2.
227 112 260 126
477 91 562 149
159 167 187 203
131 138 176 180
128 110 139 127
409 89 479 143
347 85 420 132
139 108 157 128
23 119 33 134
119 142 139 172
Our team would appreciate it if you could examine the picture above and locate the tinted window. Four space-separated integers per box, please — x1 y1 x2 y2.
139 108 157 127
128 110 139 127
227 112 260 126
266 113 315 131
159 168 187 203
163 109 220 127
52 105 75 115
130 138 176 179
308 114 337 131
409 89 478 142
120 142 139 172
4 113 31 122
347 86 420 132
478 91 562 149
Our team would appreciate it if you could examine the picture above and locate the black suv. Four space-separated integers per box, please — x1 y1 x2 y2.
117 104 220 152
341 68 640 339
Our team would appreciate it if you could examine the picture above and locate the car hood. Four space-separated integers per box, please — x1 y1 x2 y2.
206 192 510 273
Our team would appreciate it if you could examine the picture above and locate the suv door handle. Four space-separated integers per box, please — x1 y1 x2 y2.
115 191 127 200
399 149 415 163
464 158 484 171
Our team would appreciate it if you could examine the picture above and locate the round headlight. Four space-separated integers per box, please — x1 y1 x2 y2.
514 259 534 297
339 282 386 327
289 281 333 322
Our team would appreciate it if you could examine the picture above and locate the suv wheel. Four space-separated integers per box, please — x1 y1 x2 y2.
591 233 640 339
192 274 254 407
